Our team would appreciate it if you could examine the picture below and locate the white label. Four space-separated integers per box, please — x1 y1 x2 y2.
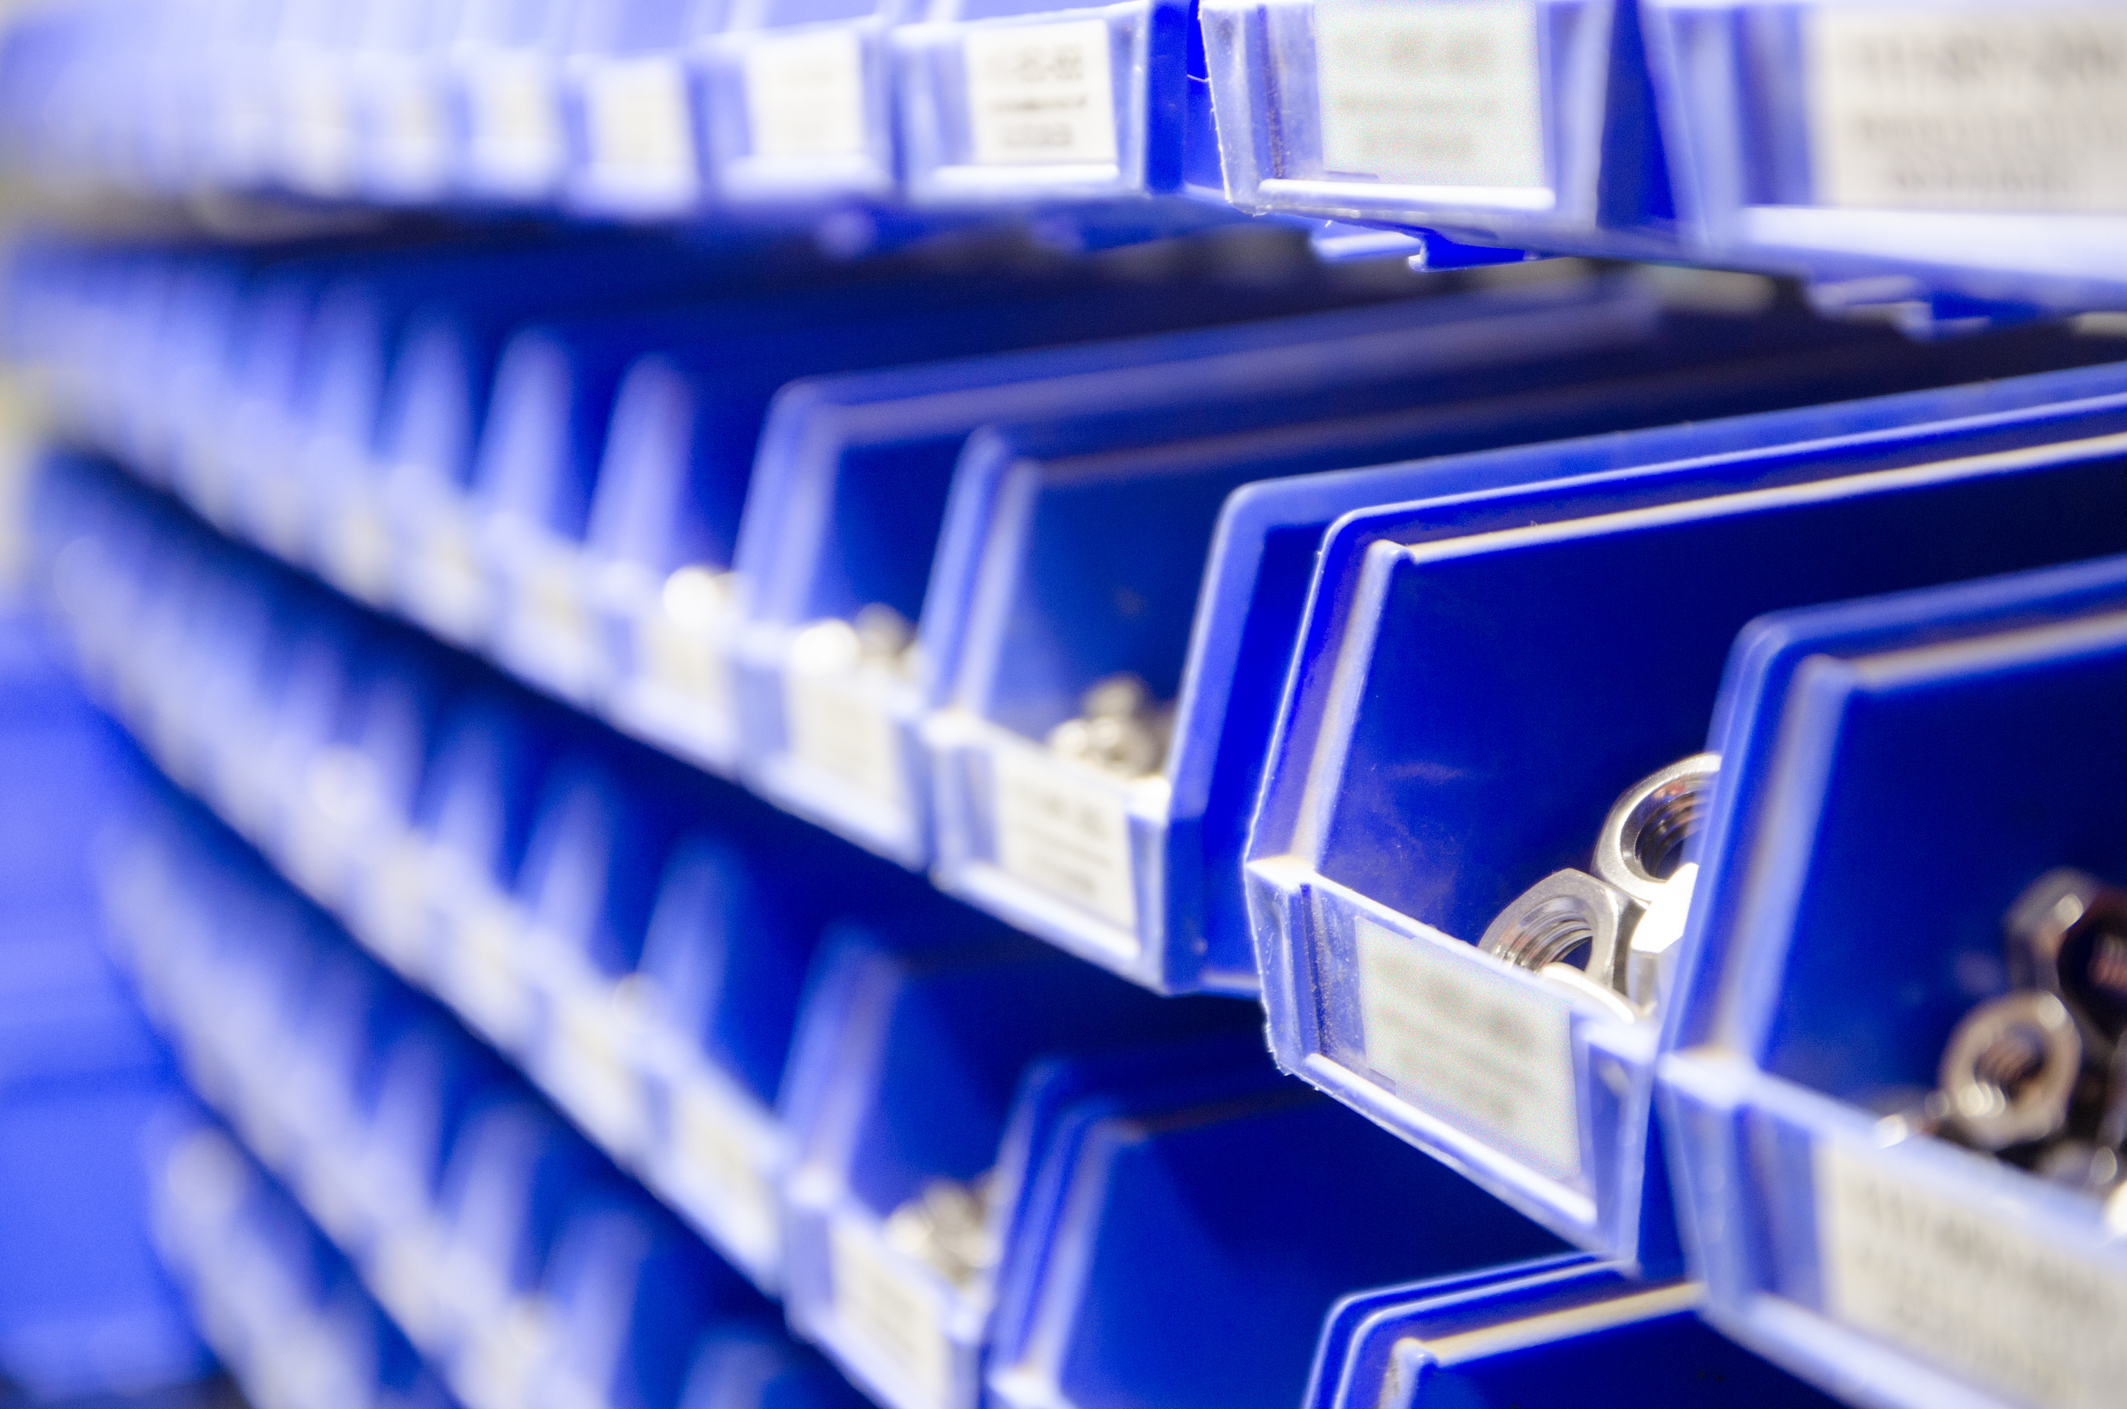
635 609 738 727
327 496 396 606
514 557 604 688
1315 0 1546 188
358 837 433 976
785 668 905 808
744 29 869 159
1806 11 2127 214
471 53 565 177
829 1217 951 1406
963 20 1119 166
451 903 533 1049
670 1080 781 1267
1816 1142 2127 1409
991 746 1136 931
1352 918 1580 1180
380 75 449 173
583 57 696 179
410 522 493 645
549 991 646 1152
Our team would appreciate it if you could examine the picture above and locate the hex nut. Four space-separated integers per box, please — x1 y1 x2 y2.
1937 990 2083 1151
1593 753 1720 908
2004 867 2127 1045
1479 868 1638 998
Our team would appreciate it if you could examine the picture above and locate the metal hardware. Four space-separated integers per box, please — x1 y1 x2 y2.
1935 990 2083 1151
1475 753 1718 1020
1045 673 1172 778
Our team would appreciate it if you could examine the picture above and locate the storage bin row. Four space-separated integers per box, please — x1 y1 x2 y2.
21 232 2127 1006
6 0 2127 304
148 1114 459 1409
103 776 849 1409
0 609 209 1400
33 222 2127 1409
34 449 1840 1409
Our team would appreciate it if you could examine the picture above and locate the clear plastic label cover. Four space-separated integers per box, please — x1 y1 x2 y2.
1314 0 1547 188
962 19 1120 166
1804 8 2127 214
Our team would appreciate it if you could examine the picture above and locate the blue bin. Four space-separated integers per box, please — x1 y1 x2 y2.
1307 1258 1842 1409
1640 0 2127 318
924 293 2124 992
1661 551 2127 1409
1245 356 2127 1266
776 918 1261 1409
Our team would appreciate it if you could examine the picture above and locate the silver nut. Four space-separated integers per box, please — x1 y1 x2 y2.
883 1173 997 1291
1479 868 1638 998
1046 673 1172 777
1624 862 1697 1012
1593 753 1719 908
1937 990 2082 1150
2004 867 2127 1045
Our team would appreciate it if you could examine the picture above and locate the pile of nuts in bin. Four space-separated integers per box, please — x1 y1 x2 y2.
1913 869 2127 1205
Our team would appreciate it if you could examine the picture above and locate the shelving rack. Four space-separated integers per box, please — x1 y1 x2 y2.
3 5 2126 1409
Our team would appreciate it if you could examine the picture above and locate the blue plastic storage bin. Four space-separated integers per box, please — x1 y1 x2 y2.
1659 550 2127 1409
775 920 1257 1409
890 0 1219 211
1198 0 1676 257
1245 356 2127 1267
978 1043 1565 1409
559 0 717 217
1303 1258 1842 1409
924 293 2126 992
695 0 917 207
450 0 583 200
1640 0 2127 315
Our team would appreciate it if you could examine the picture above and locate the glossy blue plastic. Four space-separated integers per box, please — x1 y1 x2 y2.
683 1324 875 1409
730 274 1658 867
925 301 2127 993
1660 551 2127 1409
776 919 1257 1409
1246 355 2127 1267
0 615 206 1397
981 1051 1564 1409
1304 1259 1841 1409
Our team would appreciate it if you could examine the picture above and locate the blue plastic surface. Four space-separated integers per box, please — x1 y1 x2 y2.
1659 549 2127 1409
925 295 2127 992
1245 353 2127 1267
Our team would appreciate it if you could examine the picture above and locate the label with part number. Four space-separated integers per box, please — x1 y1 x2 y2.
1806 10 2127 214
470 54 564 171
635 609 737 728
1815 1142 2127 1409
785 668 905 808
744 29 869 159
830 1217 951 1405
582 57 696 181
991 746 1137 932
550 991 645 1152
670 1079 781 1268
1352 917 1580 1179
964 19 1119 166
1315 0 1545 188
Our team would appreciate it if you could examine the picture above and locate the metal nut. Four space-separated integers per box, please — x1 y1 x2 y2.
1046 672 1171 778
2004 867 2127 1046
1479 868 1637 996
1593 753 1720 908
1937 990 2083 1151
